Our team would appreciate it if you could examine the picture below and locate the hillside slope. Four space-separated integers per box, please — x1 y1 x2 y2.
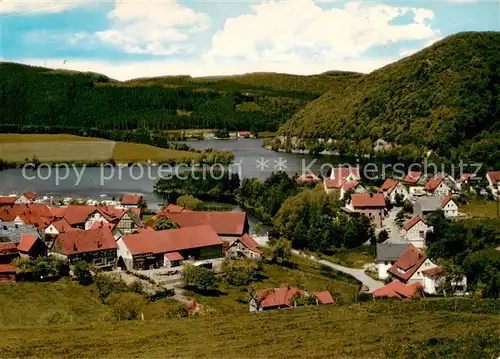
279 32 500 165
0 63 360 134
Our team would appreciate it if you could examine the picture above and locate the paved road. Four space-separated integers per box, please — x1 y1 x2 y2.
383 207 405 243
293 250 384 292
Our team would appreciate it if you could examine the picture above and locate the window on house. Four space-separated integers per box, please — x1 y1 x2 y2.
94 258 103 265
385 261 389 265
419 231 425 238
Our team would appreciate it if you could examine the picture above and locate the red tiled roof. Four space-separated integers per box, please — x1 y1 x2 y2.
63 205 98 225
56 228 117 256
132 227 154 234
403 216 424 231
388 244 427 282
164 211 248 236
351 193 386 208
297 173 321 183
0 204 53 227
17 234 39 253
89 221 116 231
121 194 143 205
0 242 19 255
404 171 422 185
0 197 17 205
421 266 445 277
324 178 345 189
441 195 454 208
424 176 444 191
313 291 335 304
459 173 475 183
163 204 192 213
130 208 141 217
258 285 304 309
331 167 361 180
236 234 263 255
342 180 360 192
49 219 77 233
123 225 223 256
164 252 184 261
23 191 37 201
379 178 399 194
0 263 16 273
373 280 422 299
487 171 500 185
50 207 67 218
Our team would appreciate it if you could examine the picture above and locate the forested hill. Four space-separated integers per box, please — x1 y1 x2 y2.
0 63 360 135
278 32 500 166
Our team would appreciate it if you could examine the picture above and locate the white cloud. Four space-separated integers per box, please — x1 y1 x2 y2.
93 0 210 55
448 0 480 3
0 0 95 14
207 0 439 63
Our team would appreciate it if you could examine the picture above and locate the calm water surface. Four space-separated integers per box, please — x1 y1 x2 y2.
0 139 344 208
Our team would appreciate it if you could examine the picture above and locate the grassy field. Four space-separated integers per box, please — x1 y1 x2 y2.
0 134 207 164
320 246 376 269
461 201 499 219
0 299 498 358
187 254 359 314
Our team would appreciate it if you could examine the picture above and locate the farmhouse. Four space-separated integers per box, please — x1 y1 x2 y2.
486 171 500 198
345 193 386 227
375 243 409 280
0 221 39 243
413 196 458 218
226 234 263 259
117 225 223 270
457 173 476 191
162 211 249 241
17 234 47 259
250 285 304 312
402 216 431 249
324 177 365 200
378 178 410 204
51 227 118 269
423 176 451 196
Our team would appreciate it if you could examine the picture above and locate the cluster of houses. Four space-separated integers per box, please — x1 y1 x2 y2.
0 192 264 282
298 167 500 229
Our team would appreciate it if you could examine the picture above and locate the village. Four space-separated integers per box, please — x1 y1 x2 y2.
0 168 499 313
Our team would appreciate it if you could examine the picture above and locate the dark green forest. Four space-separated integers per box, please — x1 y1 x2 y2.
0 63 358 136
278 32 500 167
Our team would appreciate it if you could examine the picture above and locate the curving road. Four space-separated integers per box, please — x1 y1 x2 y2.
293 250 385 292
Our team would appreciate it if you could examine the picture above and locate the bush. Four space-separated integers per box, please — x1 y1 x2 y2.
176 195 205 211
270 238 292 265
357 292 373 302
74 261 93 285
94 274 130 303
182 265 219 292
221 260 261 286
377 230 389 243
13 256 69 281
108 292 147 321
164 302 189 319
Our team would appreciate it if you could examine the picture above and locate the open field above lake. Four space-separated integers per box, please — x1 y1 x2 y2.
0 134 216 164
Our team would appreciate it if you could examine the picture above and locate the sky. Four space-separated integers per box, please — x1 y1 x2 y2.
0 0 499 80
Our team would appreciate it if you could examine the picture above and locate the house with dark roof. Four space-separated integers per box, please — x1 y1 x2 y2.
0 221 39 244
226 234 263 259
345 193 386 227
51 227 118 269
414 196 458 218
117 225 223 270
376 243 409 280
17 234 47 259
486 171 500 198
401 216 431 249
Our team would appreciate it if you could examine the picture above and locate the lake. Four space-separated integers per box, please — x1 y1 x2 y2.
0 139 344 207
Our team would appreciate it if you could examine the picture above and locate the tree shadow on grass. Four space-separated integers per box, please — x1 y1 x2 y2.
183 286 228 297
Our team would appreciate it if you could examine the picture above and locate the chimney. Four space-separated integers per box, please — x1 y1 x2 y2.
73 243 78 252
